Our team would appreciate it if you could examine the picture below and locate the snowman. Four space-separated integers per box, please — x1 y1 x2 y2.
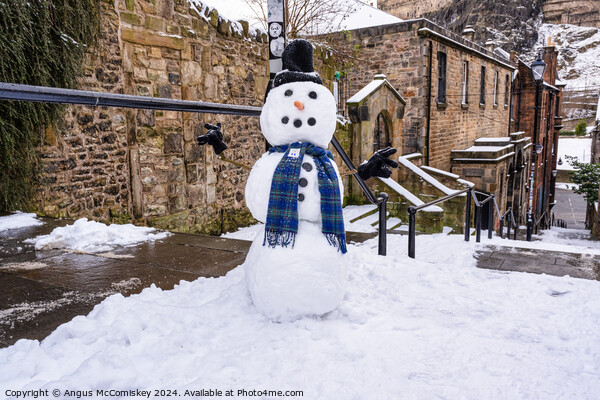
197 39 397 321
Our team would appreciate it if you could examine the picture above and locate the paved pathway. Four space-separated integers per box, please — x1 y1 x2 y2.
476 245 600 280
553 187 587 229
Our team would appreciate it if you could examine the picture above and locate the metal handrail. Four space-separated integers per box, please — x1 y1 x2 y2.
499 207 518 240
0 82 262 116
534 212 549 233
0 81 389 255
407 186 471 258
330 136 388 256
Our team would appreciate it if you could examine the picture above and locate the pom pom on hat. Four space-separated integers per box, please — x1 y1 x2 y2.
274 39 323 87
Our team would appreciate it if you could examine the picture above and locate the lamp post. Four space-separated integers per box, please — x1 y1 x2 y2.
526 55 547 241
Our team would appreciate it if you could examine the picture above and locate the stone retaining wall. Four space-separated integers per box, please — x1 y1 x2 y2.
36 0 269 234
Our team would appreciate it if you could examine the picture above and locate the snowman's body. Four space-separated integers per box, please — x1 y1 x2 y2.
244 75 347 321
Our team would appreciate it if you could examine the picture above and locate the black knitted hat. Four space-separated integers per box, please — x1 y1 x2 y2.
273 39 323 87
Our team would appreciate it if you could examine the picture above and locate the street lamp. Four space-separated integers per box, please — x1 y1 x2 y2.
527 55 547 241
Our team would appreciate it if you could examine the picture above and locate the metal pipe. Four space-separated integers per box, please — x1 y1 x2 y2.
465 188 472 242
378 193 388 256
488 195 494 239
425 41 433 165
507 213 512 240
330 136 379 205
413 187 470 212
408 207 416 258
0 82 262 116
475 205 482 243
499 220 504 239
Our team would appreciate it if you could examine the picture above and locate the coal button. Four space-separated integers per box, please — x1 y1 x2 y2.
298 193 305 202
302 162 312 172
299 178 308 187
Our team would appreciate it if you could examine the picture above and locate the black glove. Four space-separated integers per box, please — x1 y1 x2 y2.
197 122 227 155
357 147 398 180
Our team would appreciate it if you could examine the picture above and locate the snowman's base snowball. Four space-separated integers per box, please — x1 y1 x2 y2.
245 221 347 322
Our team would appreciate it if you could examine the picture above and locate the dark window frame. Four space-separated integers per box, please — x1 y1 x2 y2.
480 66 486 105
504 74 510 106
437 51 447 104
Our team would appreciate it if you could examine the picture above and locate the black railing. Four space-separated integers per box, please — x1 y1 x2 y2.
0 82 388 255
498 207 518 240
551 213 568 228
407 186 471 258
0 82 262 116
330 137 389 256
534 212 549 233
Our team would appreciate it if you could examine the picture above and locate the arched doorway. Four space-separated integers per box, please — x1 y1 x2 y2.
373 112 391 153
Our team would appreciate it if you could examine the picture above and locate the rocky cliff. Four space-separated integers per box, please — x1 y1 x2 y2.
421 0 544 53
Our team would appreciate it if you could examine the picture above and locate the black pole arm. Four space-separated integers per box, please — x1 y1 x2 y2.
0 82 262 117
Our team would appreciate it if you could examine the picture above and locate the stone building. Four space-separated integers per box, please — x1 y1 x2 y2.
321 19 518 219
36 0 270 234
510 44 564 224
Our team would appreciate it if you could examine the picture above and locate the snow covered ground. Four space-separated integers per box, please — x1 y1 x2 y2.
557 137 591 171
2 227 600 398
22 217 171 253
0 212 43 232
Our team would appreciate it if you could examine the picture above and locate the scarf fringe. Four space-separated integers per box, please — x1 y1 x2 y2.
264 228 296 249
325 233 347 254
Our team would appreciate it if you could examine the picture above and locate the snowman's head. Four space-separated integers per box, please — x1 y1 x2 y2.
261 81 336 148
260 39 337 149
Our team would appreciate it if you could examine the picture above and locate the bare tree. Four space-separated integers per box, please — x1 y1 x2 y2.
243 0 357 37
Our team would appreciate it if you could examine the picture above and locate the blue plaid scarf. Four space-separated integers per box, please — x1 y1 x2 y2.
264 142 347 254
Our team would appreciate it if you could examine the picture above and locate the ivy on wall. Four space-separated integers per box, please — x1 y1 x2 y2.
0 0 100 212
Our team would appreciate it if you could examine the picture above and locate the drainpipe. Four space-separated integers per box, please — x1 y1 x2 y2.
425 40 433 165
508 77 514 135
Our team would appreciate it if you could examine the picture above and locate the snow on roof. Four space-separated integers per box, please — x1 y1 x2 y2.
397 156 461 196
347 75 404 104
494 47 510 61
347 80 385 104
377 177 443 212
334 0 403 32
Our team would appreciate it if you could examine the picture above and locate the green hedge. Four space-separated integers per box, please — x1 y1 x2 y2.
0 0 99 211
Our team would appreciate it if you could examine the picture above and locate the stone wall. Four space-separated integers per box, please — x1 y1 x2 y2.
36 0 269 234
322 19 512 172
543 0 600 27
378 0 452 20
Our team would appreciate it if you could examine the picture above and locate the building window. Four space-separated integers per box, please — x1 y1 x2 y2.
504 74 510 106
461 61 469 104
493 71 499 106
437 51 447 104
480 66 486 105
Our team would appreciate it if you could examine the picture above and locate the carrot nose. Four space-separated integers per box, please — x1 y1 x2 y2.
294 100 305 110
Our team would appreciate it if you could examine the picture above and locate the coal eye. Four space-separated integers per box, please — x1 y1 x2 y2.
308 118 316 126
281 116 289 124
285 89 293 97
309 91 317 99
